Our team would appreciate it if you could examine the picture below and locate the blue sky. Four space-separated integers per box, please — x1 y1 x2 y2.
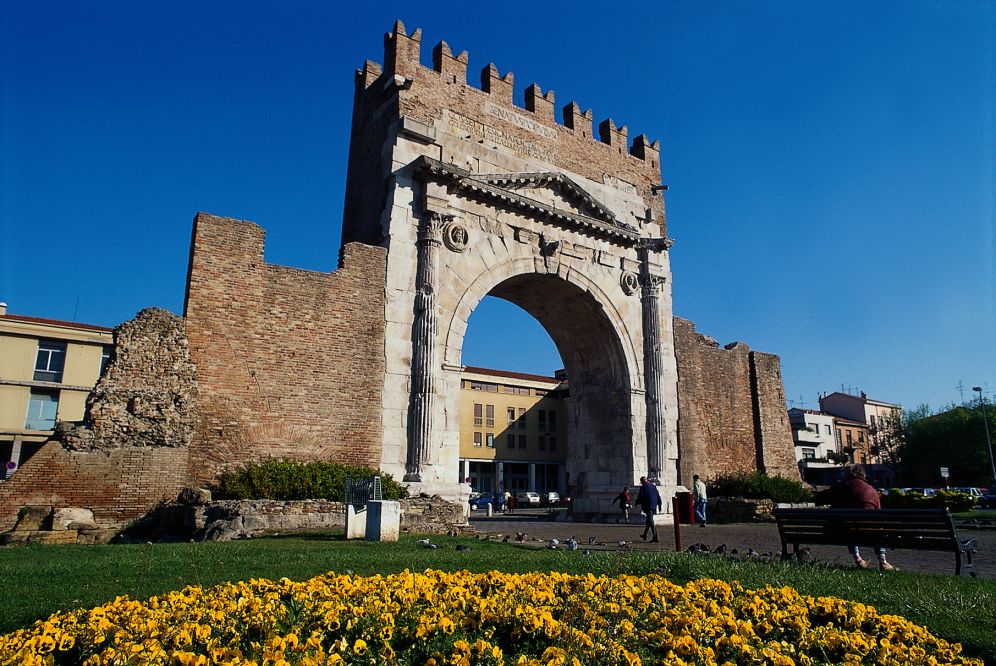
2 1 992 412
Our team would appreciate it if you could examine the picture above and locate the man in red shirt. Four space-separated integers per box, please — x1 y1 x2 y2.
815 465 896 571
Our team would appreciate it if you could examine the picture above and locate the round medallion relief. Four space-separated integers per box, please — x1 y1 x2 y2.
443 222 469 252
620 271 640 295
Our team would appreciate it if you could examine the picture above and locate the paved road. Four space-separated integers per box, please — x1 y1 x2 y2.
470 512 994 578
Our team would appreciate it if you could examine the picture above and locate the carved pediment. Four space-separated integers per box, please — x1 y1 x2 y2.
472 172 621 227
412 156 640 245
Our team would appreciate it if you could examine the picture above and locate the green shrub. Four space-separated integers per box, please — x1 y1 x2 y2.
212 459 409 502
710 471 812 504
881 489 975 512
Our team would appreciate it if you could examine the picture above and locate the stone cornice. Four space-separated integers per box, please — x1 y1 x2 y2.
412 156 642 246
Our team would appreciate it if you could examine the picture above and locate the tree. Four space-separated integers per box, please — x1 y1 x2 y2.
902 405 995 487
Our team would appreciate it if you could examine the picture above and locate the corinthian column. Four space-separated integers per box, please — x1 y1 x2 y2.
405 212 446 482
641 269 667 482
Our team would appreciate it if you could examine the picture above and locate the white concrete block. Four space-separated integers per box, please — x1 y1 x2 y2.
345 505 367 540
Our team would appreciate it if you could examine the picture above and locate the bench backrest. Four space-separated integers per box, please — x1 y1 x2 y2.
773 507 959 551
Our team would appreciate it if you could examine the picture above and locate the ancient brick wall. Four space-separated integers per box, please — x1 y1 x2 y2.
750 351 800 479
183 213 389 485
673 318 799 486
0 442 189 530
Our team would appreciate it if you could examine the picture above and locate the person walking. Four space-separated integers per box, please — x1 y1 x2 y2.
613 487 632 524
815 465 896 571
635 476 662 542
693 474 708 527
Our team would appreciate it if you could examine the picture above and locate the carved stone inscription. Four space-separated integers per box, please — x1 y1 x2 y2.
446 111 555 162
483 102 559 140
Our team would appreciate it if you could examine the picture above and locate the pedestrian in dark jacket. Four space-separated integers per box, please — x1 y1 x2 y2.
815 465 896 571
635 476 662 542
613 487 632 524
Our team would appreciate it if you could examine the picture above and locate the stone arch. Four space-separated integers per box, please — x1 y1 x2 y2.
439 256 647 510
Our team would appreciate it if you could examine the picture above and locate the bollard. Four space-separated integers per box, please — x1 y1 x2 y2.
671 496 682 552
486 502 493 517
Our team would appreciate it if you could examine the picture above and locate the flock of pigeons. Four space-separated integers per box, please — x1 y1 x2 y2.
415 531 796 561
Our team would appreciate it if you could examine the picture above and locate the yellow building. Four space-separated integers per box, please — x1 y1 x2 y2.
459 366 568 496
0 303 113 478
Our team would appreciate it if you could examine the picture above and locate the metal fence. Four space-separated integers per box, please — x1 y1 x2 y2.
343 476 382 508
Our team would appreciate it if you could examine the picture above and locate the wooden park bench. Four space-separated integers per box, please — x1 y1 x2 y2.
773 507 978 576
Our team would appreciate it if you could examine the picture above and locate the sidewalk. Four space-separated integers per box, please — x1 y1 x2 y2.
470 513 994 578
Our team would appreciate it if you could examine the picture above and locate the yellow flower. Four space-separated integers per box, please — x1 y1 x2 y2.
353 638 367 655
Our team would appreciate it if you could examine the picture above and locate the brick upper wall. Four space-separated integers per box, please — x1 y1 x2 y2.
183 213 389 484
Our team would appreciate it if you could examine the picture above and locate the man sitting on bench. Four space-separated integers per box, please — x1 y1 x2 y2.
815 465 897 571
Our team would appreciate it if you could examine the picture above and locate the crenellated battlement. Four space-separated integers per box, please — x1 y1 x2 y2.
364 20 662 168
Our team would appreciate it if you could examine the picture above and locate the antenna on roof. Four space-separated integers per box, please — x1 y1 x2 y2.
72 295 80 322
955 380 966 405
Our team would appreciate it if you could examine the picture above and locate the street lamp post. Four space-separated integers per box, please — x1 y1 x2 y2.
972 386 996 490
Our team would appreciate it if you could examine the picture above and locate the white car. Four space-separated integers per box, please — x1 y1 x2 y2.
516 491 541 506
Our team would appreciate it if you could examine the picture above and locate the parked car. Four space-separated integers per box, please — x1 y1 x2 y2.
951 487 984 498
978 494 996 510
902 487 936 497
468 493 496 511
541 491 560 506
516 491 541 506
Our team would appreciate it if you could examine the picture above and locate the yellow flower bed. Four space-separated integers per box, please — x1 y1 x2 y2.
0 569 979 665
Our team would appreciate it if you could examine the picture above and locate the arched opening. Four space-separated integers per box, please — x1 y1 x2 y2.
449 271 638 514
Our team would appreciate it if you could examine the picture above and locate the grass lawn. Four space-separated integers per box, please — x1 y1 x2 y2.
1 532 994 662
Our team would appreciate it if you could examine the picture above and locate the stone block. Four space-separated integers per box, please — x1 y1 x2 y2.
345 505 367 539
177 487 212 505
51 508 94 531
13 506 51 531
29 530 79 545
365 500 400 542
77 528 118 545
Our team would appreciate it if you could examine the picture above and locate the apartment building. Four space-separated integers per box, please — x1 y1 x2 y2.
0 304 112 478
819 391 902 464
459 366 568 496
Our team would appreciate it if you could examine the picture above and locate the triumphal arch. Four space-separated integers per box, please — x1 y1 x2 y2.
340 22 680 515
0 21 801 531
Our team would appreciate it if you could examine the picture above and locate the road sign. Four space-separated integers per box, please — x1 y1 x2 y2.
940 467 949 478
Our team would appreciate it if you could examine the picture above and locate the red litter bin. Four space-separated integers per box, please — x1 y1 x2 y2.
673 489 694 524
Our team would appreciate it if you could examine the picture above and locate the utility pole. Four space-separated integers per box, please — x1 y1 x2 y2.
972 386 996 490
956 380 966 405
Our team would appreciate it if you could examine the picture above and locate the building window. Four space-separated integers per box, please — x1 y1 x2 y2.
473 432 482 447
538 410 547 430
503 385 529 395
485 404 494 428
25 390 59 430
535 389 548 397
486 433 494 448
870 415 877 428
846 431 852 446
836 430 842 446
34 340 66 383
507 407 516 425
858 432 864 443
825 424 831 435
470 381 498 392
100 346 113 376
517 408 526 430
802 448 816 460
518 435 526 449
539 435 546 450
474 403 482 427
549 411 556 429
507 434 515 449
549 436 557 451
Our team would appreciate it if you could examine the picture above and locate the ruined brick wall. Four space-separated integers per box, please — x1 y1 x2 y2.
1 308 197 530
0 443 189 530
183 213 388 485
57 308 197 450
750 351 800 479
673 318 799 486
